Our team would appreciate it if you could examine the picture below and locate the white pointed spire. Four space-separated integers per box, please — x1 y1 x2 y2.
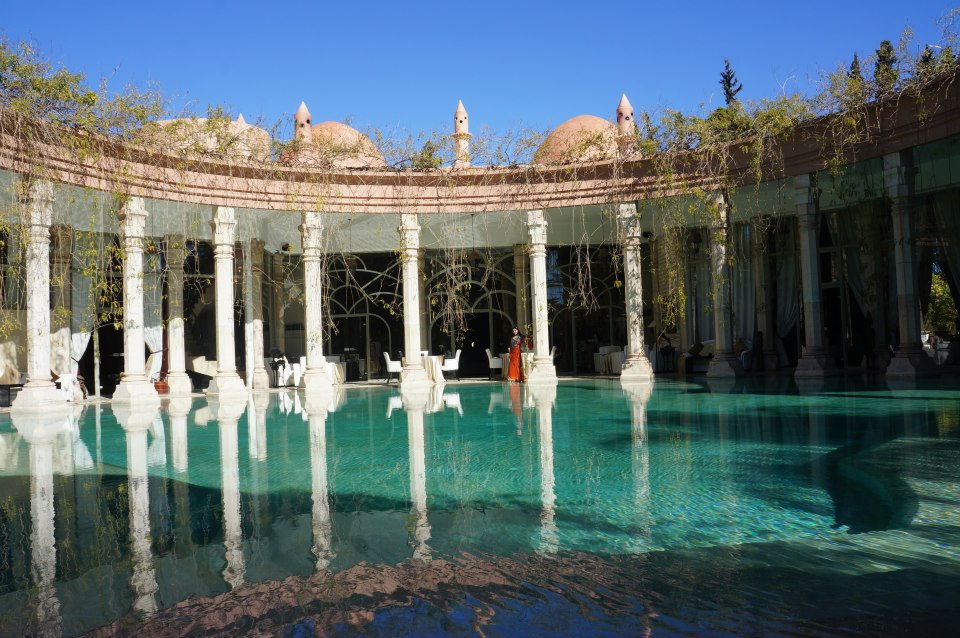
236 113 246 125
616 94 635 137
294 101 312 141
453 100 471 168
454 100 469 135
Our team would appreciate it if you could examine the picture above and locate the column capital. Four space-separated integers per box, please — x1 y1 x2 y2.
399 212 420 255
19 179 54 229
792 173 819 205
300 211 324 258
526 210 548 246
119 197 148 240
617 202 643 244
211 206 237 246
883 150 916 201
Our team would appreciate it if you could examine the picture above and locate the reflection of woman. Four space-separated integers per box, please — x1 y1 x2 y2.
507 327 524 382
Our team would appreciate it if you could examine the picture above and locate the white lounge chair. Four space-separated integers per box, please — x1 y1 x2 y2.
485 348 502 380
441 349 461 380
383 352 402 384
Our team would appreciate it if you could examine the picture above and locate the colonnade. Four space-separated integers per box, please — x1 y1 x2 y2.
8 153 935 412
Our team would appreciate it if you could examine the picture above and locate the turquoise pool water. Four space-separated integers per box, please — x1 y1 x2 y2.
1 378 959 636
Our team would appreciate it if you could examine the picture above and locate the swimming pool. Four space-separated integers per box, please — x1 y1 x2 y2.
1 377 958 636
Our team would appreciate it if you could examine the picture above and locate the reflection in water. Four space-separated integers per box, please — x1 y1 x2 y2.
404 389 432 562
119 411 160 617
17 413 65 638
305 397 335 571
168 398 191 474
531 384 559 555
625 383 653 550
0 380 958 637
214 400 246 589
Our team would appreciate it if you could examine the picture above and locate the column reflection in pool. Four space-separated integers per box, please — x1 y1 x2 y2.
212 399 247 589
248 392 270 541
115 405 160 617
168 397 191 474
402 386 432 562
13 410 69 637
623 382 654 550
304 394 335 571
529 383 558 555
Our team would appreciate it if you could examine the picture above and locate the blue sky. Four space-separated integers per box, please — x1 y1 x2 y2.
2 1 954 138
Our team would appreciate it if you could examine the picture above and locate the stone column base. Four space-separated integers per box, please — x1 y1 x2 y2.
707 354 743 378
11 382 67 410
252 369 272 391
400 365 432 390
620 356 654 383
794 350 839 378
301 369 333 394
526 360 557 384
165 373 194 396
885 350 935 378
206 373 247 398
114 378 160 402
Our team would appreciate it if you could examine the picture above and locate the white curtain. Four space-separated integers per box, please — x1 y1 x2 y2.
835 209 867 316
776 220 799 366
731 223 756 345
143 254 164 381
686 231 715 344
69 270 93 376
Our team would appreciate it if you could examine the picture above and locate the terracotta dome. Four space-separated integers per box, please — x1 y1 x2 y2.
307 121 387 169
533 114 618 165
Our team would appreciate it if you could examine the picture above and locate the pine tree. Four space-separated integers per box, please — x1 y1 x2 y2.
916 46 935 84
849 53 862 80
874 40 898 97
719 59 743 106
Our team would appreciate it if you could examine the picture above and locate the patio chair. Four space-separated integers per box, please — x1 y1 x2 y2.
441 349 461 380
382 352 402 384
485 348 502 380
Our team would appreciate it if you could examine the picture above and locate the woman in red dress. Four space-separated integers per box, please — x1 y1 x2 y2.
507 326 524 382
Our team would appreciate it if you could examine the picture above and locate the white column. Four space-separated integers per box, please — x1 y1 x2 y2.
884 151 932 377
113 198 160 402
617 203 654 382
13 180 67 409
399 213 430 387
706 194 742 377
513 244 530 332
250 239 270 389
418 249 430 353
206 206 247 397
165 236 192 395
526 210 557 383
300 211 333 394
50 224 72 377
794 174 838 377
